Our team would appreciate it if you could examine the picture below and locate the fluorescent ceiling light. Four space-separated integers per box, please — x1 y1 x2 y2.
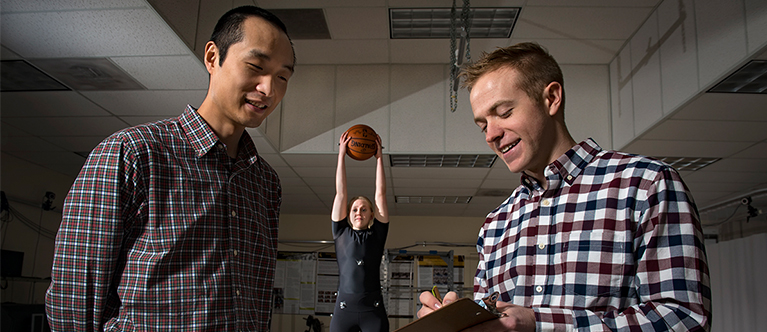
396 196 472 204
708 60 767 94
655 156 721 172
390 154 496 168
389 7 520 39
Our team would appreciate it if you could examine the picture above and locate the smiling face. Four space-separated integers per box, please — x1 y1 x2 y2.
349 198 374 230
205 16 294 131
470 66 559 179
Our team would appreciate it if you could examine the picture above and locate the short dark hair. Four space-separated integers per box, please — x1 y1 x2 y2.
461 42 563 107
209 6 295 65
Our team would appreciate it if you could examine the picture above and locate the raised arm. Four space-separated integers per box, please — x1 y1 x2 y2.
373 134 388 223
331 133 351 222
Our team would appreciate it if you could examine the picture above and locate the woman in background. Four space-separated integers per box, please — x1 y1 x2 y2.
330 131 389 332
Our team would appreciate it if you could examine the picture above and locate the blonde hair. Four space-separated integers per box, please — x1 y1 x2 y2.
347 196 375 229
461 42 564 109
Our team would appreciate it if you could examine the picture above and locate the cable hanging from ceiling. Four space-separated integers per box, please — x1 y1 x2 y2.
449 0 472 112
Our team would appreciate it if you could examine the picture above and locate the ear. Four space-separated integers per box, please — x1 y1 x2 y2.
203 41 219 74
543 81 563 117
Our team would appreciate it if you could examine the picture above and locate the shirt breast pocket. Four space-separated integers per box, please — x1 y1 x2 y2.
557 229 633 309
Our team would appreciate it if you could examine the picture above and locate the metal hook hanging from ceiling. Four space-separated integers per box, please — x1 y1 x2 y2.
450 0 472 112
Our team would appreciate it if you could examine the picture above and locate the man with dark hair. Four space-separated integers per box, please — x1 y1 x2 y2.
418 42 711 331
45 6 294 331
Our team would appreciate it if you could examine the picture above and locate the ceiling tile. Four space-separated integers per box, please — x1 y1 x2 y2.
510 38 625 64
671 93 767 121
694 158 766 173
0 122 31 137
256 0 387 8
392 177 482 189
729 142 767 159
0 0 146 12
40 136 105 153
292 166 336 178
1 45 22 60
513 7 652 40
390 167 489 179
641 119 767 142
292 40 390 64
0 9 190 58
624 139 753 158
110 56 208 89
271 166 298 178
389 39 451 64
325 7 389 39
2 116 129 137
1 91 112 117
0 135 65 152
119 116 174 126
82 90 206 116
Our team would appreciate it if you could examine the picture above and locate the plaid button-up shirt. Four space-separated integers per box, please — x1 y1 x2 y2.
475 139 711 331
46 106 281 331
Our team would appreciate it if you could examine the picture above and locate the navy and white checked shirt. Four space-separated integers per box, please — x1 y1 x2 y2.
45 106 282 331
474 139 711 331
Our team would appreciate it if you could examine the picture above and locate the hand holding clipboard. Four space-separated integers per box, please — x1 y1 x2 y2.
396 288 504 332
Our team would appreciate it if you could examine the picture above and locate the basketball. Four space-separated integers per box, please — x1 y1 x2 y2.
344 124 378 161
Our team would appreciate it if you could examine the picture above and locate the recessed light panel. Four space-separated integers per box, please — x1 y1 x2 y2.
396 196 472 204
656 156 721 172
390 154 496 168
390 7 520 39
1 60 69 92
30 58 144 91
708 60 767 94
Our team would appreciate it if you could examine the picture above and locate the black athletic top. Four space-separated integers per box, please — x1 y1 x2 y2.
332 217 389 294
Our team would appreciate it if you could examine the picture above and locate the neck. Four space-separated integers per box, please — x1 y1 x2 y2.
197 100 244 158
529 129 577 190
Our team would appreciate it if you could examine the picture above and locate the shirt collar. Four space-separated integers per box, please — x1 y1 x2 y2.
520 138 602 191
179 105 260 163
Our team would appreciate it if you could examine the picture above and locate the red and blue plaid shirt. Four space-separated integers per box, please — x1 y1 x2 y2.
46 106 281 331
474 139 711 331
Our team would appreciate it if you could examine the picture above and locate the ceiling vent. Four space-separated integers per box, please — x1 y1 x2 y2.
389 7 520 39
1 60 69 92
396 196 472 204
30 58 144 91
708 60 767 94
390 154 496 168
655 156 721 172
270 9 331 40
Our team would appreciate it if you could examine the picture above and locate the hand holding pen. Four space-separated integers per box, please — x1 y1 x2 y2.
417 287 459 318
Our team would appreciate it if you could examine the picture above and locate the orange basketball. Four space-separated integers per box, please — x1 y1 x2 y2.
344 124 378 161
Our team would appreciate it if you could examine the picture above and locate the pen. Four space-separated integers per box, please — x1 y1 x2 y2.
431 285 443 304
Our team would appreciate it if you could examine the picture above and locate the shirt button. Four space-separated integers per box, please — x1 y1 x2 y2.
236 290 240 296
542 199 551 207
217 144 225 150
233 250 238 256
566 175 573 181
536 285 543 293
231 210 237 217
538 243 545 250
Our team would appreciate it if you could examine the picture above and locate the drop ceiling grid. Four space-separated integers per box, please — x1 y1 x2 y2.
2 116 129 137
110 55 208 90
1 91 113 117
0 0 147 12
0 9 189 58
81 90 206 117
640 119 767 142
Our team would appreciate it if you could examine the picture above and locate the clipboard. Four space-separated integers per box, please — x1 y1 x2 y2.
393 298 499 332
